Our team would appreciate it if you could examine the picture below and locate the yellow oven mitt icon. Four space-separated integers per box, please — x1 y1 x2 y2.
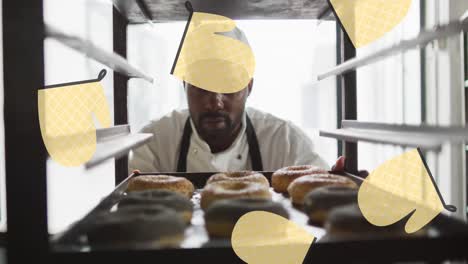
329 0 412 48
358 148 456 234
38 70 111 167
231 211 316 264
171 2 255 94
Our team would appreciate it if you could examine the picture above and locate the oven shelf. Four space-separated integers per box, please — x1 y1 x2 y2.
85 125 153 169
45 24 153 83
320 120 468 152
319 17 468 80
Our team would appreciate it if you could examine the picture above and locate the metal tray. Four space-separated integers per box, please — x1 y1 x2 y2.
50 170 468 252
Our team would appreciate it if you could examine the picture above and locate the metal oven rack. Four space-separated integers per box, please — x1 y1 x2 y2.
3 0 468 263
50 171 468 262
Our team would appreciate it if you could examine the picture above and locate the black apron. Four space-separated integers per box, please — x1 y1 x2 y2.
176 115 263 172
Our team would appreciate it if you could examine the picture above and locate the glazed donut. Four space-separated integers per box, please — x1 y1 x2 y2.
85 205 186 249
271 165 328 193
206 171 269 188
287 174 358 205
303 186 358 226
118 189 194 224
126 175 195 198
204 198 289 238
200 181 271 210
324 203 406 239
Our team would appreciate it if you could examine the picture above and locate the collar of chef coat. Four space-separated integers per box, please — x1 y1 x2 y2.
187 111 249 171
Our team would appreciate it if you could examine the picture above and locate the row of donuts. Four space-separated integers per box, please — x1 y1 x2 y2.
199 166 368 238
82 172 281 247
80 164 410 248
124 172 284 239
203 165 410 239
82 166 360 248
271 165 425 239
82 172 287 247
271 165 359 228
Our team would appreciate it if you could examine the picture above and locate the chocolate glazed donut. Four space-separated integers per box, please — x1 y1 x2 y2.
303 186 358 226
200 181 271 210
85 205 186 249
287 174 358 205
117 189 194 224
204 198 289 238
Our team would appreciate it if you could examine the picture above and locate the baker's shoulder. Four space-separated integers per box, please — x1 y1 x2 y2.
246 107 290 131
247 107 308 139
139 109 189 135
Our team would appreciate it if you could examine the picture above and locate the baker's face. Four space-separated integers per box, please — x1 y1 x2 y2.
186 81 252 140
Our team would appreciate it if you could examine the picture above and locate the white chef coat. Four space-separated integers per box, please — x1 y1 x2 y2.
128 107 330 173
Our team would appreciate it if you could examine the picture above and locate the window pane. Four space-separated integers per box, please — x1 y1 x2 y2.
357 0 421 171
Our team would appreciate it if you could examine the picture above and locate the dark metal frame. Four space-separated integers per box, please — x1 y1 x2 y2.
337 25 358 173
465 30 468 217
2 1 468 263
420 0 427 124
336 23 343 157
3 1 49 263
419 0 429 162
113 7 130 185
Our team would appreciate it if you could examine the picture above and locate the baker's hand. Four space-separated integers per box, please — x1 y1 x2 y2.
331 156 369 178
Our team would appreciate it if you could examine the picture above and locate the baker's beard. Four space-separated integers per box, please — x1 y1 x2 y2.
192 111 242 143
196 111 233 139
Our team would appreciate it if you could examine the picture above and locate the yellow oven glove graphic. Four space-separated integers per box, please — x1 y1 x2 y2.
329 0 412 48
171 2 255 94
231 211 316 264
358 148 456 234
38 70 111 167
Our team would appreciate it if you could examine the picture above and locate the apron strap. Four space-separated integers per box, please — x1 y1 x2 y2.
245 115 263 171
176 114 264 172
176 118 192 172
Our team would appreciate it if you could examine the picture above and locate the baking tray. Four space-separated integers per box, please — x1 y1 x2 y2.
50 170 468 252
